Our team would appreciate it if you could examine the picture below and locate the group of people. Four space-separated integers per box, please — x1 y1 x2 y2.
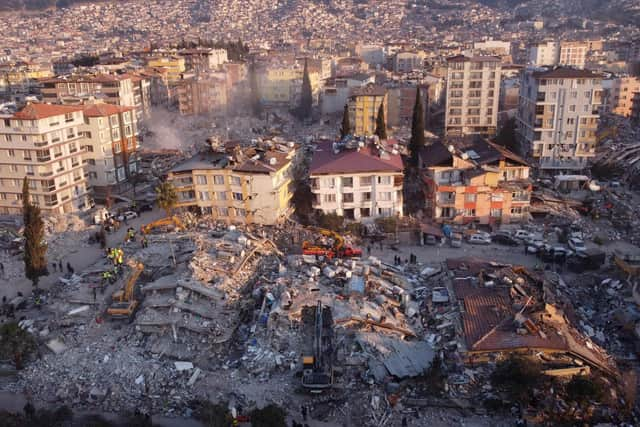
393 253 418 266
51 259 74 275
103 247 125 283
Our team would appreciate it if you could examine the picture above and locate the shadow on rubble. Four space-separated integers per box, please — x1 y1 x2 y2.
0 405 159 427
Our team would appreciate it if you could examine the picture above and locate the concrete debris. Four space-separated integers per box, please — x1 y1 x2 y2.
45 338 68 355
174 361 194 372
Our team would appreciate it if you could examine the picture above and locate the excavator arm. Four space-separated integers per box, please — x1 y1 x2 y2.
140 216 184 235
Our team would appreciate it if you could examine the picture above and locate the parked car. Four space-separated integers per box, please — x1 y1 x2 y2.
424 234 438 245
514 229 533 241
469 234 491 245
567 237 587 253
491 233 519 246
524 238 546 254
116 211 138 221
450 233 463 248
136 203 154 212
464 230 491 241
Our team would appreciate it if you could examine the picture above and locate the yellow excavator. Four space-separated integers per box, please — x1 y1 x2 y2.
106 261 144 320
302 227 362 258
140 215 184 235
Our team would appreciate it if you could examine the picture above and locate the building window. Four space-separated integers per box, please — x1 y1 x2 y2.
463 208 476 216
342 177 353 187
511 206 524 214
490 208 502 217
361 192 372 202
230 176 242 186
196 175 207 185
464 193 476 202
216 191 227 201
235 208 246 217
322 177 336 188
233 192 243 201
114 143 121 153
378 192 392 201
343 193 354 203
378 207 393 216
217 207 229 216
213 175 225 185
569 105 576 112
377 176 391 185
7 149 15 157
324 194 336 203
359 176 372 186
198 191 210 201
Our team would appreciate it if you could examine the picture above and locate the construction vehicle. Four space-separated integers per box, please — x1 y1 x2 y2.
106 261 144 320
140 216 184 235
302 227 362 259
301 300 333 392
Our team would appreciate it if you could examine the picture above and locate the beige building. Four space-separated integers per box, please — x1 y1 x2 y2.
604 77 640 117
167 142 298 225
347 85 387 136
146 56 186 83
176 75 228 116
517 67 603 173
81 104 139 197
0 104 91 215
178 48 228 73
559 41 589 69
445 55 501 136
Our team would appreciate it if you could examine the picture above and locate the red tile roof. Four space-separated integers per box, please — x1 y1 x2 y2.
309 140 403 175
531 67 602 79
447 54 501 63
13 103 84 120
83 103 132 117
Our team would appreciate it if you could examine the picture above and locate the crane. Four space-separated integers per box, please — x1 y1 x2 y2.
302 227 362 258
140 216 184 235
106 261 144 320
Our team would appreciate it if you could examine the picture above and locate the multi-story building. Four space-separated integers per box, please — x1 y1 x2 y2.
39 74 145 124
445 55 501 136
0 103 91 215
167 141 298 225
309 137 403 221
320 74 375 115
257 64 320 107
420 136 530 225
176 75 228 116
81 104 139 197
146 56 186 84
347 85 387 136
528 40 560 66
604 77 640 117
516 67 603 173
385 83 428 128
393 52 425 74
178 48 228 73
559 41 589 69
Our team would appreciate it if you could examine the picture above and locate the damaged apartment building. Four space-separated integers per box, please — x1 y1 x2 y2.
309 136 404 222
446 257 618 377
420 135 531 225
167 138 299 225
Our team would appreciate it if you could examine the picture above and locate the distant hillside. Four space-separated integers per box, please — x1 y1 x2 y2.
0 0 108 12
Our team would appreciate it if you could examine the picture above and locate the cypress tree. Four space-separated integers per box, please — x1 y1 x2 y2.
340 104 350 139
22 178 47 288
374 102 387 140
298 58 312 120
408 87 425 167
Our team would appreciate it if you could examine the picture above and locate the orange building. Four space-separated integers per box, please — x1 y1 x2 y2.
420 135 531 225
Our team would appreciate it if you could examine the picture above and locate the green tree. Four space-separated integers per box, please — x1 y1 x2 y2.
298 58 312 120
491 355 542 405
0 322 37 370
292 181 314 225
374 102 387 140
22 178 47 288
340 104 350 139
250 404 287 427
408 87 425 167
195 401 233 427
249 59 262 116
155 181 178 217
318 212 344 231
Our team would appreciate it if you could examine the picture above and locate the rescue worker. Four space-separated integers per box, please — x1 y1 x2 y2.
107 247 114 263
117 248 124 267
34 294 42 310
128 228 136 242
142 236 148 248
102 270 112 285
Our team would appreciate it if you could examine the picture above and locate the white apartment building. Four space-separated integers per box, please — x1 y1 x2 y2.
528 40 560 66
0 104 91 215
516 67 603 173
559 41 588 69
309 138 403 222
445 55 501 136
